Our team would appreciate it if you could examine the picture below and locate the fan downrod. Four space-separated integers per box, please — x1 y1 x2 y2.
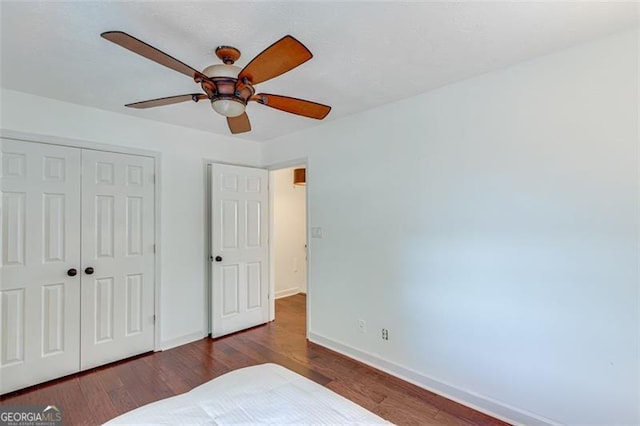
215 46 241 64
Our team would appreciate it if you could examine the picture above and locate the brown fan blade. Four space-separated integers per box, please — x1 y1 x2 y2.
254 94 331 119
126 94 207 109
237 35 312 86
101 31 205 80
227 113 251 134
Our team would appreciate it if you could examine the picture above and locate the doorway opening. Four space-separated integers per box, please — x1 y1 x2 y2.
270 165 308 323
206 162 309 339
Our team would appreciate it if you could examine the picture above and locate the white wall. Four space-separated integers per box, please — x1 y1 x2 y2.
0 89 263 348
263 29 639 425
272 166 307 298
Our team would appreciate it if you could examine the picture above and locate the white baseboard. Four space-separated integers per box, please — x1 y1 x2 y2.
275 287 301 299
308 332 559 426
159 331 207 351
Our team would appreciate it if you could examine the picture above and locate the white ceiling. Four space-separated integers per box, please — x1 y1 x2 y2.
1 1 637 142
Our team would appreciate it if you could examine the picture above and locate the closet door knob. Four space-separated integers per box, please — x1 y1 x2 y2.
67 268 78 277
215 256 223 262
85 267 95 275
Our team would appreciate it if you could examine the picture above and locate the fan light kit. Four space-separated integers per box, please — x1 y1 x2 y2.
101 32 332 134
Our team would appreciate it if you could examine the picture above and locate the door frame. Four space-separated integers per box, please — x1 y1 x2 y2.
266 158 310 338
0 129 163 350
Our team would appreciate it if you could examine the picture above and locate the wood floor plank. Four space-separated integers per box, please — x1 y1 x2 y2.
225 336 333 386
0 294 508 425
433 409 478 426
325 380 386 412
140 354 187 393
95 368 125 393
106 386 138 418
77 373 119 424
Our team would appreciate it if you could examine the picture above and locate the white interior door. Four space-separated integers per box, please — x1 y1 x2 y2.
211 164 269 338
1 139 81 394
80 150 155 370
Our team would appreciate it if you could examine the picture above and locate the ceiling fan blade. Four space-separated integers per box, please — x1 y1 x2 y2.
101 31 205 80
237 35 312 85
227 113 251 134
254 94 331 119
126 94 207 109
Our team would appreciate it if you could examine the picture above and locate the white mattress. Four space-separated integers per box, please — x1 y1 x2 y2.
105 363 389 425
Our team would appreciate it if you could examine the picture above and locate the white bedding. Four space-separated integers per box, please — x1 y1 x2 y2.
105 363 389 425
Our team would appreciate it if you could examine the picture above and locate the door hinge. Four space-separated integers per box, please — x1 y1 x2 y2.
153 244 156 253
152 174 156 184
153 315 156 324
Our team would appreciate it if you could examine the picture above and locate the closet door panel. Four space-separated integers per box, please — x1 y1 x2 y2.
1 139 81 394
80 150 155 370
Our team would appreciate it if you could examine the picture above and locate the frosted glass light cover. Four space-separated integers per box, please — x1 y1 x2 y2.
212 99 246 117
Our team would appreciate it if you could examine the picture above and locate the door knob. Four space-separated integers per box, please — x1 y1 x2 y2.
215 256 223 262
85 267 94 275
67 268 78 277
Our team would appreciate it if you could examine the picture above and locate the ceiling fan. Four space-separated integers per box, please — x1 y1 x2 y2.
101 31 331 134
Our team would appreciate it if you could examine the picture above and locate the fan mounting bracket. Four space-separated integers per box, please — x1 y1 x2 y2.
215 46 241 65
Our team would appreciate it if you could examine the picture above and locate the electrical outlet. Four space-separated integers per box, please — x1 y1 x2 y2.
358 319 366 334
382 328 389 340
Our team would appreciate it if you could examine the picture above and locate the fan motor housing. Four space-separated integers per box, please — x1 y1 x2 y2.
201 64 254 117
202 64 254 105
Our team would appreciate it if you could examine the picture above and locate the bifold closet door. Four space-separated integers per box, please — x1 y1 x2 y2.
80 150 155 370
1 139 82 394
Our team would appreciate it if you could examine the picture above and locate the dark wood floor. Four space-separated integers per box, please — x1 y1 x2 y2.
1 294 508 425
